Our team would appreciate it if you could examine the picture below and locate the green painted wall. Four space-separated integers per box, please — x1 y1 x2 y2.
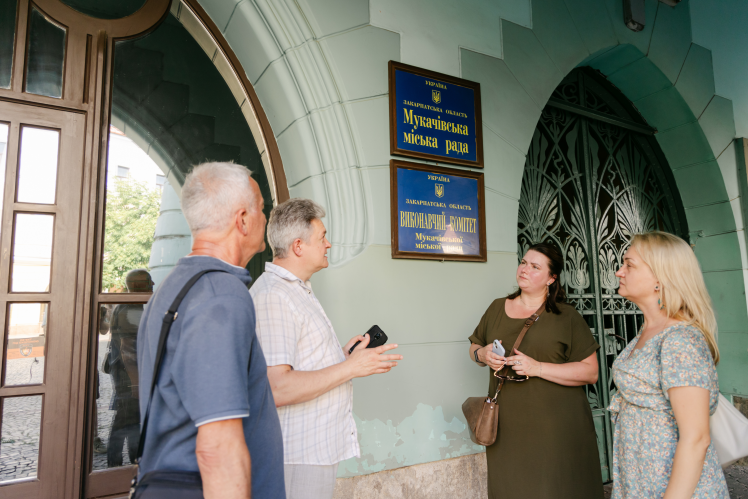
194 0 748 477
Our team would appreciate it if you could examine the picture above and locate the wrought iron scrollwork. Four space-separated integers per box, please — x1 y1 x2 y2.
517 68 686 478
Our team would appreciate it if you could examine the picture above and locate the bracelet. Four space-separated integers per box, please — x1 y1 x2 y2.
473 348 481 364
538 362 543 377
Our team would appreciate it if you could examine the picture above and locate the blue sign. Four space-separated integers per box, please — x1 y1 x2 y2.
391 64 482 167
395 165 481 257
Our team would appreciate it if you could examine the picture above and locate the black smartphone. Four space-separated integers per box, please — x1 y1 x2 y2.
348 325 388 354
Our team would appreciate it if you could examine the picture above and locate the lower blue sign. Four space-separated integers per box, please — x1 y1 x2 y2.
396 166 481 256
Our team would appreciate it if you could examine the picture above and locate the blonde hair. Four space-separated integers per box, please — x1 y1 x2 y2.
630 232 719 363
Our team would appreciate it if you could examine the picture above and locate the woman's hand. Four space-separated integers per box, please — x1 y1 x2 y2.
478 343 506 371
505 348 542 377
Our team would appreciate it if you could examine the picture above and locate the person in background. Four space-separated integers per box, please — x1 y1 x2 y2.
105 269 152 467
468 242 603 499
250 198 402 499
137 162 285 499
610 232 729 498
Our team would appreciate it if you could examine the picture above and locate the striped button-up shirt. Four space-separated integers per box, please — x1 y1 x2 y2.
250 262 360 465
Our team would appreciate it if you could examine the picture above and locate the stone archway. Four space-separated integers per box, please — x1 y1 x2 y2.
460 10 746 394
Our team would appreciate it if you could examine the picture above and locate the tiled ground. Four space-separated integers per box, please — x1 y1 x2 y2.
0 338 135 483
0 358 44 482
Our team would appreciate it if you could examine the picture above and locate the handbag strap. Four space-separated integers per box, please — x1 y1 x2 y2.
491 302 545 399
134 269 228 465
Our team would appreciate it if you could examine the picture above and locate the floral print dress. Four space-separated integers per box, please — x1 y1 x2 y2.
609 323 729 498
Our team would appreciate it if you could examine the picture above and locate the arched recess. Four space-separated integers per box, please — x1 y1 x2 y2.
461 6 747 396
517 66 689 480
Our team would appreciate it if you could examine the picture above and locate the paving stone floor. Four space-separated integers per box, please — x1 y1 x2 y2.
0 338 136 483
0 358 44 482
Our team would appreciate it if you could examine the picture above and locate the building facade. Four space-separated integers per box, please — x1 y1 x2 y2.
0 0 746 497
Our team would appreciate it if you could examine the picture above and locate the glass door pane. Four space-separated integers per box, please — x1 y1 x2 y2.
0 0 17 89
101 7 273 296
93 303 142 471
10 213 54 293
25 6 66 99
0 395 43 482
0 122 8 235
4 302 48 386
16 126 59 204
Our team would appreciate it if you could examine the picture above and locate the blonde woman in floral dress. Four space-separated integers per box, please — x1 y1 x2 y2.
611 232 729 498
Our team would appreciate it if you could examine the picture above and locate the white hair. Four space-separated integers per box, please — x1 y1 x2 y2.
181 162 257 235
267 198 325 259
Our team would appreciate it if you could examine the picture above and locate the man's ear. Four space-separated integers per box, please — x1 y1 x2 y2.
236 209 249 235
292 238 303 257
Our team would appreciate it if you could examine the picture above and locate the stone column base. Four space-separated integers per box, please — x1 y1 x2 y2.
334 452 487 499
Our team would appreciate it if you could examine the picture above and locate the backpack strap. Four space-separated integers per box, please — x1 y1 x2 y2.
134 269 228 464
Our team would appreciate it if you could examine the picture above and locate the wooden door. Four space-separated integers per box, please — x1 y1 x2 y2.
0 101 85 498
0 1 280 496
0 1 170 498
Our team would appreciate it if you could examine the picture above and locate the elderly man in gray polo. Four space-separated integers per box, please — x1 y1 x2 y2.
137 162 285 499
250 198 402 499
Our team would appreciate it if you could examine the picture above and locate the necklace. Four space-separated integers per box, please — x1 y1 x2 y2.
518 295 544 310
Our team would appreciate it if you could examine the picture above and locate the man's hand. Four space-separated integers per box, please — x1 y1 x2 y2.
196 419 251 499
342 335 366 359
345 334 402 378
267 335 403 407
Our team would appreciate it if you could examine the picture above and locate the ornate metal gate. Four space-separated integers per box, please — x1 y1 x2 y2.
517 68 688 481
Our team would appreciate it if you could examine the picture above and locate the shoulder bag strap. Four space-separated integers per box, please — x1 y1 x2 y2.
134 269 228 464
492 302 545 399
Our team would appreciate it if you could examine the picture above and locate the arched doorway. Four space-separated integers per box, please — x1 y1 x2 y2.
517 67 689 481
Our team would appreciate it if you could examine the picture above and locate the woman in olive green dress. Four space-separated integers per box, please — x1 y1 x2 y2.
468 243 604 499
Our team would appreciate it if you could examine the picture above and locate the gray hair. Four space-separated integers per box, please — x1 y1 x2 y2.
181 162 257 235
267 198 326 259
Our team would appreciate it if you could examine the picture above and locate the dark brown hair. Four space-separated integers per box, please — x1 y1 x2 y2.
507 243 566 314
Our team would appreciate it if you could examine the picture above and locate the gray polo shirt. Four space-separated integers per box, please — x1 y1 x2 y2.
137 255 285 499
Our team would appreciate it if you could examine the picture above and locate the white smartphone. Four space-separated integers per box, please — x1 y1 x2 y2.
492 339 505 357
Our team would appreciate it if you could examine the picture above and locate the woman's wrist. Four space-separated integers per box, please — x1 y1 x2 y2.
537 362 543 378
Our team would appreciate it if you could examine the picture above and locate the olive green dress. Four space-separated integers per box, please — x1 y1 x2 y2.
468 298 603 499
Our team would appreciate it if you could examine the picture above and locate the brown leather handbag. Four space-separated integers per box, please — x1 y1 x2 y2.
462 304 544 446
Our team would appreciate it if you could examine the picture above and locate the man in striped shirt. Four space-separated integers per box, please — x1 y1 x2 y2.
250 198 402 499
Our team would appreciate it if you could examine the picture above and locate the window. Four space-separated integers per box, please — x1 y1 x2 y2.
116 166 129 179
